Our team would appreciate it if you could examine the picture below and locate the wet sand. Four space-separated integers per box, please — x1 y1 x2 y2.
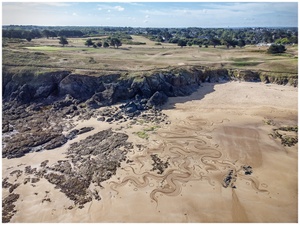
3 81 298 222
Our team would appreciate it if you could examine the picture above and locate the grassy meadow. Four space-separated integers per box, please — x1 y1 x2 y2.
2 35 298 77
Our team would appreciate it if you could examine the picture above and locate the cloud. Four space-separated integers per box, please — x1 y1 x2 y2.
107 10 111 13
114 6 124 11
143 20 148 23
145 15 149 18
98 7 102 11
72 12 77 16
40 2 71 7
123 2 144 6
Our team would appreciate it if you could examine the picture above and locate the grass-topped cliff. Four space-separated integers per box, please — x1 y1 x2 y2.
2 35 298 83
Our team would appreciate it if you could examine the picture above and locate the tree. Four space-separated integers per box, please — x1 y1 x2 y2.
110 37 122 48
30 29 42 38
42 29 50 39
267 44 286 54
275 37 290 45
85 38 94 47
237 39 246 48
210 37 221 48
96 42 102 48
103 41 109 48
178 39 187 48
221 38 231 48
26 37 32 42
59 36 68 47
49 31 57 39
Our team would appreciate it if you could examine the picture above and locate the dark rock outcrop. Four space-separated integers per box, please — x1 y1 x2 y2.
58 74 105 101
43 129 133 206
3 70 71 105
2 67 230 109
2 193 20 223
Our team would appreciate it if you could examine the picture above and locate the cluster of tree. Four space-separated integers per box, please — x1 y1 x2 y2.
83 37 122 48
145 27 298 48
2 25 298 48
2 29 42 40
2 28 84 40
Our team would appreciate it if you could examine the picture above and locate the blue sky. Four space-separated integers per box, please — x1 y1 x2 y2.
2 2 298 28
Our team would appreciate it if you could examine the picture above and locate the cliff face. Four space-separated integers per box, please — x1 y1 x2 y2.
2 68 230 108
2 67 297 109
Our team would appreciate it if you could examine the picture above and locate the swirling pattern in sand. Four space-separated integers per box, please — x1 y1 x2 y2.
110 116 268 205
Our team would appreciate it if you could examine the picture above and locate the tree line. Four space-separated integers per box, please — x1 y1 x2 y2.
2 28 85 40
2 25 298 50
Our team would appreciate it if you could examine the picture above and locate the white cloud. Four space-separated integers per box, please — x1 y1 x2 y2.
107 10 111 13
72 12 77 16
143 20 148 23
145 15 149 18
98 7 102 11
40 2 71 7
115 6 125 11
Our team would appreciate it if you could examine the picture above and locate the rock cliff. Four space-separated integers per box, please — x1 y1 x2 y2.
3 67 230 108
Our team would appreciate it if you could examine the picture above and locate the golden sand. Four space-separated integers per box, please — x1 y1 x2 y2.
3 81 297 222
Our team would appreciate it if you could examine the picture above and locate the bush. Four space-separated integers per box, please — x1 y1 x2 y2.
267 44 286 54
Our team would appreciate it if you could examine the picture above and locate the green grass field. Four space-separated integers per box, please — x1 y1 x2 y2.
2 36 298 77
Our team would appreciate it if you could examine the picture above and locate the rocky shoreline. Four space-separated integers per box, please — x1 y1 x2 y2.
2 66 297 222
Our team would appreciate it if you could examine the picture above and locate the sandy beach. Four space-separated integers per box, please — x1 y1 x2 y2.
2 81 298 222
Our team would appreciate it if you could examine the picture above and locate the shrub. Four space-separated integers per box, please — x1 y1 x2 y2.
267 44 286 54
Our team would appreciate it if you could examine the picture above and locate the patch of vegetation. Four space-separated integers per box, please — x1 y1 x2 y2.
144 125 160 132
134 126 160 139
136 131 149 140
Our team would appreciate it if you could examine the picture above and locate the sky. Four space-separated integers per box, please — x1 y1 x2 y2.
2 1 298 28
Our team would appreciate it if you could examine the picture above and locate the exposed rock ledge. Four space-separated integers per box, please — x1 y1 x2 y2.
2 67 229 108
3 66 296 110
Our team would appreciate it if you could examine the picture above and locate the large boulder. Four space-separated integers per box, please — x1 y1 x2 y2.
2 71 70 104
147 91 168 108
58 75 105 101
